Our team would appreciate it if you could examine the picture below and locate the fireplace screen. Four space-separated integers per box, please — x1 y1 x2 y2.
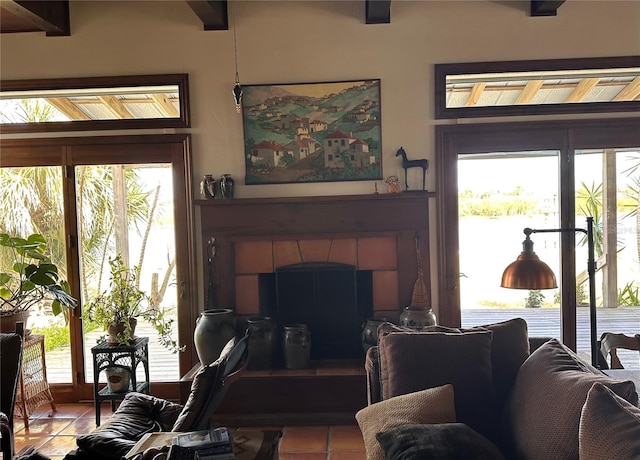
259 262 372 360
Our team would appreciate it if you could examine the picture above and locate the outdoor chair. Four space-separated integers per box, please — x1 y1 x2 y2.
598 332 640 369
1 322 25 459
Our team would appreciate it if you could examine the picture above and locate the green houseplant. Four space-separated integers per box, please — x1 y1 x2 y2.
0 233 77 331
83 254 183 353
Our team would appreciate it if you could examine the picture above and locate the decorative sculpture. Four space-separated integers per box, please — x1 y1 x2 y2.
396 147 429 191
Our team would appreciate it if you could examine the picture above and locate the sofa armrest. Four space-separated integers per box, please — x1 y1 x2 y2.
365 347 382 405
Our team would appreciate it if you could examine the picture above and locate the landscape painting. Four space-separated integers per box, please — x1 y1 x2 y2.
242 79 382 184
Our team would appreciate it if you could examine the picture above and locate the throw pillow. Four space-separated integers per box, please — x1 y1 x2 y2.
466 318 530 409
377 329 498 443
505 339 639 460
355 384 456 460
376 423 505 460
579 382 640 460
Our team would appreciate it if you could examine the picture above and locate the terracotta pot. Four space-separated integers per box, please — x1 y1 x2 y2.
0 311 29 334
107 317 138 344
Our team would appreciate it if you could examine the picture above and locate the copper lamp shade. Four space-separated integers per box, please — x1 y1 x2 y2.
501 234 558 289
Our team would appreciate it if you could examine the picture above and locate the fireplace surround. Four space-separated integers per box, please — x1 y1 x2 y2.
196 192 435 422
197 192 434 355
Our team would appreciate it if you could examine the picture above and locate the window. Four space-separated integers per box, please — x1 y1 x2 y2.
436 118 640 364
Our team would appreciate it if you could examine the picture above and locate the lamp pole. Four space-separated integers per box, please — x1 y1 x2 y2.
525 217 598 367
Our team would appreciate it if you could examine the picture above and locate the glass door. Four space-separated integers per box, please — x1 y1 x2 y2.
458 151 563 340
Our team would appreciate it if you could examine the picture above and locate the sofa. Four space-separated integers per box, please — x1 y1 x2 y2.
356 318 640 460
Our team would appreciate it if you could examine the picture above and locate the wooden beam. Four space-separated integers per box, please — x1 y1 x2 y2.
602 149 618 309
565 78 600 103
98 96 134 119
530 0 565 16
612 76 640 102
465 83 486 107
4 1 69 36
45 98 91 120
151 94 180 117
366 0 391 24
515 80 544 104
186 0 228 30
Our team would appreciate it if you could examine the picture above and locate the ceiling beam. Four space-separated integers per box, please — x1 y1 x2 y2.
98 96 134 119
530 0 566 17
366 0 391 24
565 78 600 103
515 80 544 104
465 83 486 107
186 0 228 30
2 0 69 36
612 76 640 102
151 94 180 117
45 98 91 120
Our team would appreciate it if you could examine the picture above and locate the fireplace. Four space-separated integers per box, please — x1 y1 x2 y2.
197 193 434 362
259 262 373 360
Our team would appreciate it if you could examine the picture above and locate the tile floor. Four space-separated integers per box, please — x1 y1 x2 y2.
11 403 366 460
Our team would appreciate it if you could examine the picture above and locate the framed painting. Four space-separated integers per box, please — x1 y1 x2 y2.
242 79 382 184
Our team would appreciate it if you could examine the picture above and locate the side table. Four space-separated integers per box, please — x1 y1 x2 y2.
15 333 56 429
91 337 150 426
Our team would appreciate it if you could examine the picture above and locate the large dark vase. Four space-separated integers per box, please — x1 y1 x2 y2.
361 317 390 352
246 316 275 370
283 324 310 370
194 308 236 365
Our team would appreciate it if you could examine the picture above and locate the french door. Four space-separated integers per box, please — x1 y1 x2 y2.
0 135 195 401
436 118 640 363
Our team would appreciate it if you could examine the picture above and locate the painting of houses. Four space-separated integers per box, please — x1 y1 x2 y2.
242 80 382 184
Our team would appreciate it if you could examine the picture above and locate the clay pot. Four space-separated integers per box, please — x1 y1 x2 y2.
283 324 311 370
107 317 138 344
194 308 236 365
246 316 275 370
399 307 437 330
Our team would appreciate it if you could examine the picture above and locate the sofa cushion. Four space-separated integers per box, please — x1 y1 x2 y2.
377 329 498 443
505 339 639 460
355 384 456 460
579 382 640 460
467 318 530 409
376 423 505 460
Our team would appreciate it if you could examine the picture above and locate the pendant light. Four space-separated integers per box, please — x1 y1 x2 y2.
232 3 243 113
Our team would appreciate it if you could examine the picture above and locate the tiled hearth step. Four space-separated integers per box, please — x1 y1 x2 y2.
213 359 367 426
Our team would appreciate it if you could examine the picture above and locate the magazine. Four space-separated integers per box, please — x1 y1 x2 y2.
173 427 231 449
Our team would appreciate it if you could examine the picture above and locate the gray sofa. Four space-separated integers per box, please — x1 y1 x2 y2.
357 318 640 460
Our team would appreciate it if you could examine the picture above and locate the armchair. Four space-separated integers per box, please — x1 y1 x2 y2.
65 332 249 460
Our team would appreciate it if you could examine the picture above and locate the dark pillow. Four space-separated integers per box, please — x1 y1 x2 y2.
378 329 498 443
376 423 505 460
506 339 639 460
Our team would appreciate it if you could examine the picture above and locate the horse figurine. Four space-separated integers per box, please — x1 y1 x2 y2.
396 147 429 191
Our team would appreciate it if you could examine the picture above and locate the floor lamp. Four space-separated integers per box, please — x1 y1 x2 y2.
500 216 599 368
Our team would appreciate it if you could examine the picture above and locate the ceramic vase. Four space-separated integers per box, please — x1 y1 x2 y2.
107 317 137 344
399 306 437 330
199 174 216 199
220 174 235 199
283 324 311 370
361 317 390 352
194 308 236 365
246 316 275 370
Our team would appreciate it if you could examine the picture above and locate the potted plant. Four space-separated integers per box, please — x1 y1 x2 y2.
83 254 183 353
0 233 77 332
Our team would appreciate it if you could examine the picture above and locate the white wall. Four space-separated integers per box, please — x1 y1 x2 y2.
3 0 639 314
2 0 639 198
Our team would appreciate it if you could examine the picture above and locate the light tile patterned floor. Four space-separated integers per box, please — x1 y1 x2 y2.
11 403 366 460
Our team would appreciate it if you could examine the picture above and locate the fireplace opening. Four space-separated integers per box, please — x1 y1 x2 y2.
259 262 373 361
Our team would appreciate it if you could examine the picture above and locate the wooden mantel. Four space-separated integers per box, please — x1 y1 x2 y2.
196 191 436 321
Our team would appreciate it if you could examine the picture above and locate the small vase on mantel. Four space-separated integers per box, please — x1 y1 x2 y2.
361 317 390 352
220 174 235 198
